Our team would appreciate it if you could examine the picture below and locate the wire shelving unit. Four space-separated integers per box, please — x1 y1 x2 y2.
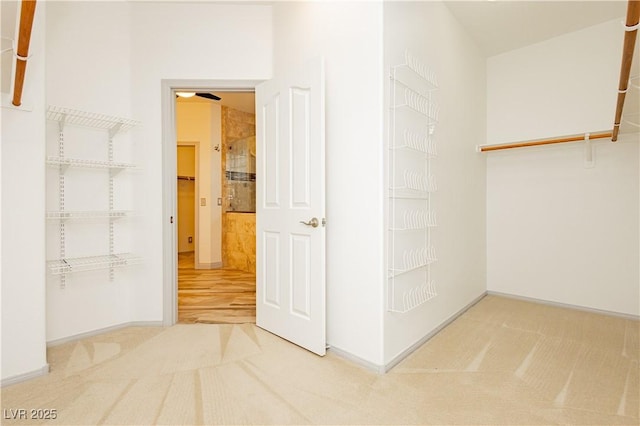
46 106 141 288
388 50 439 313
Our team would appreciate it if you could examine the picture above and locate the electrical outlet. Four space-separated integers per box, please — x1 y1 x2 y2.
188 236 193 243
200 198 206 206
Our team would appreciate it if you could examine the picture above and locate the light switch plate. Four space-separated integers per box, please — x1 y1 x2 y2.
200 198 206 206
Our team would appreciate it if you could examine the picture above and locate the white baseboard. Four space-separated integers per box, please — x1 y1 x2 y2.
330 291 636 375
383 292 488 373
1 364 49 388
327 346 385 374
196 261 223 270
329 292 489 375
46 321 164 348
3 322 163 387
487 291 640 321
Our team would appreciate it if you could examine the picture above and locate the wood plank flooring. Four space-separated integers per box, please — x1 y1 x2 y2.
178 252 256 324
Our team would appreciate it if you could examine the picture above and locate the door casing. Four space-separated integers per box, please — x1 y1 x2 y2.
161 79 262 326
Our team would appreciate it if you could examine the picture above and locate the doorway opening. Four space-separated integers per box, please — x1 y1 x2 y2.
176 143 198 263
162 64 326 354
162 80 261 326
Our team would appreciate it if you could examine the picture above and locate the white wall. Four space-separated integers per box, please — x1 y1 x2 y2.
486 19 640 316
272 1 386 365
176 101 223 266
130 2 272 322
44 1 135 342
383 1 487 365
1 3 48 382
40 2 272 340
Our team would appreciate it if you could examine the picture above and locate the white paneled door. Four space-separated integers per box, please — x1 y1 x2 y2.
256 58 326 356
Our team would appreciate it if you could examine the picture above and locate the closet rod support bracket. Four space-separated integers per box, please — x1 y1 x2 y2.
584 133 595 168
624 22 640 31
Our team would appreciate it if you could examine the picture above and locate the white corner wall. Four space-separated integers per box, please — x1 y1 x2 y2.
383 2 487 365
272 1 386 366
1 3 48 381
486 19 640 316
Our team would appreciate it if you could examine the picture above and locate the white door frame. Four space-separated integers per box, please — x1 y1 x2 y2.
161 79 262 326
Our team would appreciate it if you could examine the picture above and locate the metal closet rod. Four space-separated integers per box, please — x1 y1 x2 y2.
478 131 612 152
12 0 37 107
612 0 640 141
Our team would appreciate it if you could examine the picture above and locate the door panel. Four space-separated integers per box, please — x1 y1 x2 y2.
256 58 326 356
262 95 280 207
290 233 311 319
263 231 281 308
290 88 311 208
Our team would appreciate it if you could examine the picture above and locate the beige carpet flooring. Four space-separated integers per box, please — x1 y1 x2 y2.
1 295 638 425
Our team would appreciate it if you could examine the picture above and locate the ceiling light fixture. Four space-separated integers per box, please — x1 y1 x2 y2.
176 92 196 98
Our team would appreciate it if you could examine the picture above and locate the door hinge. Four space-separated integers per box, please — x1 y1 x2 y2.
170 216 174 224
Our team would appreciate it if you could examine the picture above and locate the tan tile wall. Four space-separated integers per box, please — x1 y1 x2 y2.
221 106 256 274
223 212 256 274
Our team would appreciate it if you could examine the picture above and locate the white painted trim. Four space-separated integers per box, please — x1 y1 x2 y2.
196 261 223 269
162 79 262 327
384 292 488 373
1 364 49 388
330 294 489 375
4 322 162 386
328 346 386 374
162 80 178 327
46 321 164 348
487 291 640 321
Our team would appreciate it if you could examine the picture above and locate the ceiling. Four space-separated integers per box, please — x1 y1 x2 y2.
444 0 628 57
177 91 255 114
1 1 18 93
444 0 638 133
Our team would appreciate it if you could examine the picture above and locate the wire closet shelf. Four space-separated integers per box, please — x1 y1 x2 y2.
48 253 143 275
46 156 137 171
46 106 141 134
46 210 132 220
